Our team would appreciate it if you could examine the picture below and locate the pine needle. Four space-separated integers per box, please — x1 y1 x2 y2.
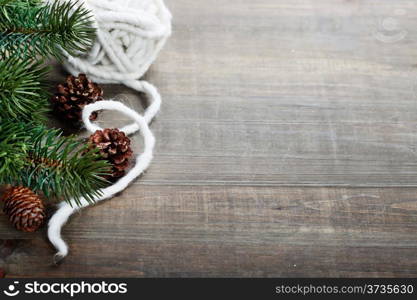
0 0 96 59
0 121 111 206
0 55 50 122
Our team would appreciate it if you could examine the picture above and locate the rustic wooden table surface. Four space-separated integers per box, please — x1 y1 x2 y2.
2 0 417 277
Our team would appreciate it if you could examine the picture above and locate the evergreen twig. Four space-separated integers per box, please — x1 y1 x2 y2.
0 121 111 206
0 0 95 59
0 54 50 122
0 0 104 207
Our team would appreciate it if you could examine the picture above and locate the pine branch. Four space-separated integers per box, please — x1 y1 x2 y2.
0 119 31 180
0 0 40 7
0 121 111 206
0 55 50 122
0 0 95 59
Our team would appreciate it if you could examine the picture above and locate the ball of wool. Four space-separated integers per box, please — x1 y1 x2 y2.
63 0 172 83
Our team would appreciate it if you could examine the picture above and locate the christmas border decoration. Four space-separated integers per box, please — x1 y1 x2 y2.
0 0 172 263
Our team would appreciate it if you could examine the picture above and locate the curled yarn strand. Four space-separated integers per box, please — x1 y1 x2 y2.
47 0 171 261
48 101 156 262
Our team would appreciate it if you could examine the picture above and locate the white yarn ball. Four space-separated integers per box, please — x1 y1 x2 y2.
64 0 172 83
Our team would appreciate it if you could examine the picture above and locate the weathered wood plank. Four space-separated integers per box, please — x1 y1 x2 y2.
1 186 417 277
78 0 417 186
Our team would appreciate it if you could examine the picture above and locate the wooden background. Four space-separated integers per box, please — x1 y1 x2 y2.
2 0 417 277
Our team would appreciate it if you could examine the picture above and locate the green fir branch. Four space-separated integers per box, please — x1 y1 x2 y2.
0 121 111 206
0 119 31 180
0 55 50 122
0 0 95 59
0 0 34 6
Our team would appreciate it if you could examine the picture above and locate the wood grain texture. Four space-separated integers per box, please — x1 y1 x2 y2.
2 187 417 277
2 0 417 277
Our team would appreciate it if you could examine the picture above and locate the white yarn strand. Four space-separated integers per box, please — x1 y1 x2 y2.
48 101 156 262
47 0 171 261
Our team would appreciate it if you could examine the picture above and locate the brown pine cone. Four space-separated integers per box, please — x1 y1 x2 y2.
2 187 45 233
88 128 133 180
51 73 103 124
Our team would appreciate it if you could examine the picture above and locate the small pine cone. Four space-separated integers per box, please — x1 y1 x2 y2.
2 187 45 233
88 128 133 180
51 73 103 123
